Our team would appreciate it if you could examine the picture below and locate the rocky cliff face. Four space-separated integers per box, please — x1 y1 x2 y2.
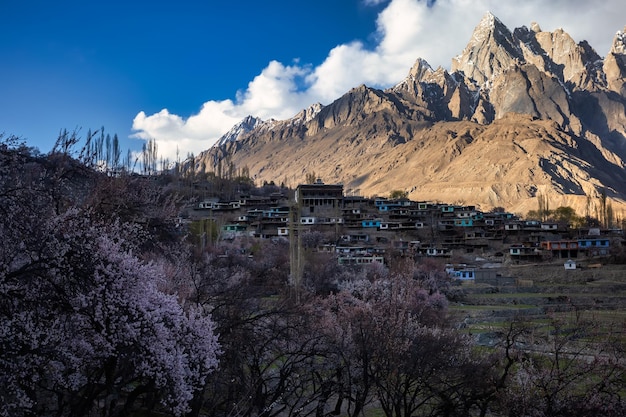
194 13 626 217
604 27 626 95
451 12 522 87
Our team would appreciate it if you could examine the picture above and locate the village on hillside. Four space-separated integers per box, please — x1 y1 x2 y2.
183 178 625 280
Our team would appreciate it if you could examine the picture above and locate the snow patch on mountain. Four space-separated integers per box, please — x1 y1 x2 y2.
216 115 264 147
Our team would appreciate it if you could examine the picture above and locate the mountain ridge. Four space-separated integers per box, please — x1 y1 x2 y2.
194 13 626 218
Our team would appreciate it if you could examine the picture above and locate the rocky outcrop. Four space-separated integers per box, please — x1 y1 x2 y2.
604 27 626 95
293 102 323 124
515 24 604 91
451 12 522 87
489 64 583 135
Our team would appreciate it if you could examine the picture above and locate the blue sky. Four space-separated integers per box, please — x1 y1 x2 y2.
2 0 625 161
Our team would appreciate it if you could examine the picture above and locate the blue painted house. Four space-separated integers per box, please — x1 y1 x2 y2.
578 238 610 256
362 219 382 228
454 218 474 227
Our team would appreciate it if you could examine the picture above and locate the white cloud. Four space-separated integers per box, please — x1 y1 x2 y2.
132 102 241 161
236 60 313 120
132 0 626 162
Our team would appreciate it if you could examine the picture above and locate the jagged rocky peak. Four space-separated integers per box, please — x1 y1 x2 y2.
393 58 435 95
421 65 454 85
611 27 626 54
530 21 541 33
396 58 455 93
451 11 522 86
292 102 323 124
216 115 264 147
407 58 434 81
516 23 602 90
604 27 626 94
452 12 606 91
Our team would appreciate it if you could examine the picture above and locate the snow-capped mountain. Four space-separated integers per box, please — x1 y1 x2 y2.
216 115 265 147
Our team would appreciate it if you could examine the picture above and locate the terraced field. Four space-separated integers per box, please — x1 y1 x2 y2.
450 263 626 346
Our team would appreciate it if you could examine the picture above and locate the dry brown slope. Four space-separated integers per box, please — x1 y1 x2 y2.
220 110 626 216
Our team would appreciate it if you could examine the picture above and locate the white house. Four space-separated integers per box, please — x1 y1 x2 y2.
564 259 577 270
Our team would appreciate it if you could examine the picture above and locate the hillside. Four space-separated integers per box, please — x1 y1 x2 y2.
194 13 626 217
